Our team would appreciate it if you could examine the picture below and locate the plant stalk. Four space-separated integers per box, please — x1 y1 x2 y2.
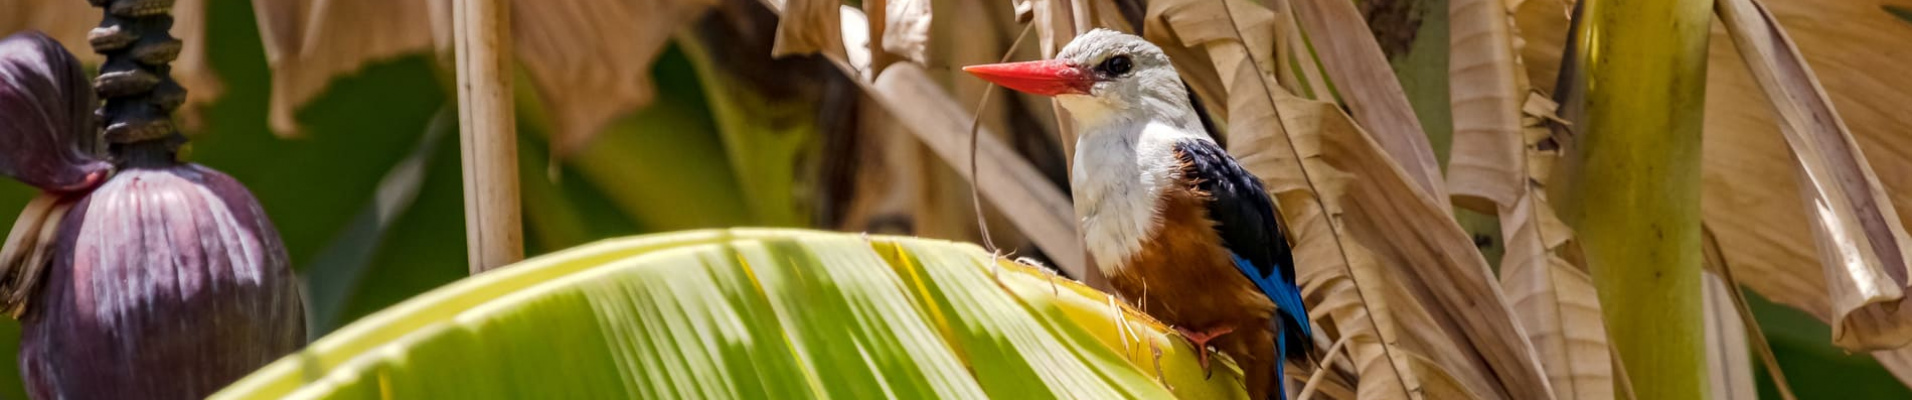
455 0 524 273
1557 0 1713 398
89 0 189 161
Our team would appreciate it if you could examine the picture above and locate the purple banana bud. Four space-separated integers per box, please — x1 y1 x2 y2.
0 31 110 193
19 164 305 399
1 8 305 398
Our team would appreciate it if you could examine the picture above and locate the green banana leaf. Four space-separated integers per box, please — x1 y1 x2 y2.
214 229 1249 399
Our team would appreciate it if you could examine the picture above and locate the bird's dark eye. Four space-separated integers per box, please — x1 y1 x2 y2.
1101 55 1133 76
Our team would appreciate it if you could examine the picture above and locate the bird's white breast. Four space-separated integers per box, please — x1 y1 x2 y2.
1072 122 1209 277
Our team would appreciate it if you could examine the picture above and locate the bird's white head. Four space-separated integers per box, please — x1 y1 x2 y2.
963 29 1198 132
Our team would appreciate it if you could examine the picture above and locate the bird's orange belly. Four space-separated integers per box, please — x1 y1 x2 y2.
1104 188 1284 399
1105 189 1274 329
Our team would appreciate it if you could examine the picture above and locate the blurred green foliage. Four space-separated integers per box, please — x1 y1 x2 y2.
0 2 775 397
1750 291 1912 398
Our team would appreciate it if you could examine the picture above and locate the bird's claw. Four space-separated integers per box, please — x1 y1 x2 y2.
1202 352 1214 380
1175 325 1235 380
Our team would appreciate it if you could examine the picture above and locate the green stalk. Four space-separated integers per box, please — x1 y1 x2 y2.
1557 0 1712 398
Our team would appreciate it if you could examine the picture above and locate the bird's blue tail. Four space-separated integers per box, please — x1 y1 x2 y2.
1277 317 1290 400
1232 255 1312 354
1233 254 1311 400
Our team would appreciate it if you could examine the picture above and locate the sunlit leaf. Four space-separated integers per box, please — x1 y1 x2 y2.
214 229 1248 399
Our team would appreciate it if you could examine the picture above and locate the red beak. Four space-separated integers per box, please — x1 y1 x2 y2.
962 60 1093 97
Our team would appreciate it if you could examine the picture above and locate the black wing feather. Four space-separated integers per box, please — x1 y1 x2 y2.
1174 139 1312 357
1175 140 1294 283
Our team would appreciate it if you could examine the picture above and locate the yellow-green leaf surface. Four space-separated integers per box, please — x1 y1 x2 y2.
214 229 1246 399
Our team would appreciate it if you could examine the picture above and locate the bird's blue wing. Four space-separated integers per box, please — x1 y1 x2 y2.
1174 139 1313 356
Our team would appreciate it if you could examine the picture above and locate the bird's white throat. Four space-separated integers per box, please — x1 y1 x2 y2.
1071 120 1211 277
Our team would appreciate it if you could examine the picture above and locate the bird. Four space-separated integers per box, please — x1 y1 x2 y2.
963 29 1312 400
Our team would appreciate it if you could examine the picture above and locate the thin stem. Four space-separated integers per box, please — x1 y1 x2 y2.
967 24 1036 254
1295 334 1351 400
455 0 524 273
1704 227 1798 400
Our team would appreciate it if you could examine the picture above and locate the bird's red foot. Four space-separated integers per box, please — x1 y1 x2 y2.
1176 325 1235 378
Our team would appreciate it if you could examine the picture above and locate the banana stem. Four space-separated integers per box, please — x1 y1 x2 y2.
1557 0 1713 398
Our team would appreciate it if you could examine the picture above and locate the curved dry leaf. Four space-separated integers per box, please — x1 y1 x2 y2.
880 0 931 66
253 0 718 148
1267 0 1330 101
1714 0 1912 351
514 0 714 154
1287 224 1423 400
1140 0 1264 124
3 0 220 131
170 0 222 131
1023 0 1077 57
1412 352 1490 400
1306 91 1554 399
1288 0 1450 209
1154 2 1417 395
861 0 889 76
768 4 1081 280
770 0 844 59
1449 0 1611 397
1499 193 1611 400
1074 0 1137 38
1511 0 1570 96
848 5 885 80
1702 226 1803 400
1250 27 1553 395
1289 333 1359 400
1148 0 1558 397
1872 348 1912 390
253 0 436 135
1445 0 1525 212
1022 0 1142 166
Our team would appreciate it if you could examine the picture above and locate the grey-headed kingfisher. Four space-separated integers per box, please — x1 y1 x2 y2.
964 29 1313 399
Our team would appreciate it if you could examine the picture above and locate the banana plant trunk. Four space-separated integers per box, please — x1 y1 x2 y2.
1557 0 1713 398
